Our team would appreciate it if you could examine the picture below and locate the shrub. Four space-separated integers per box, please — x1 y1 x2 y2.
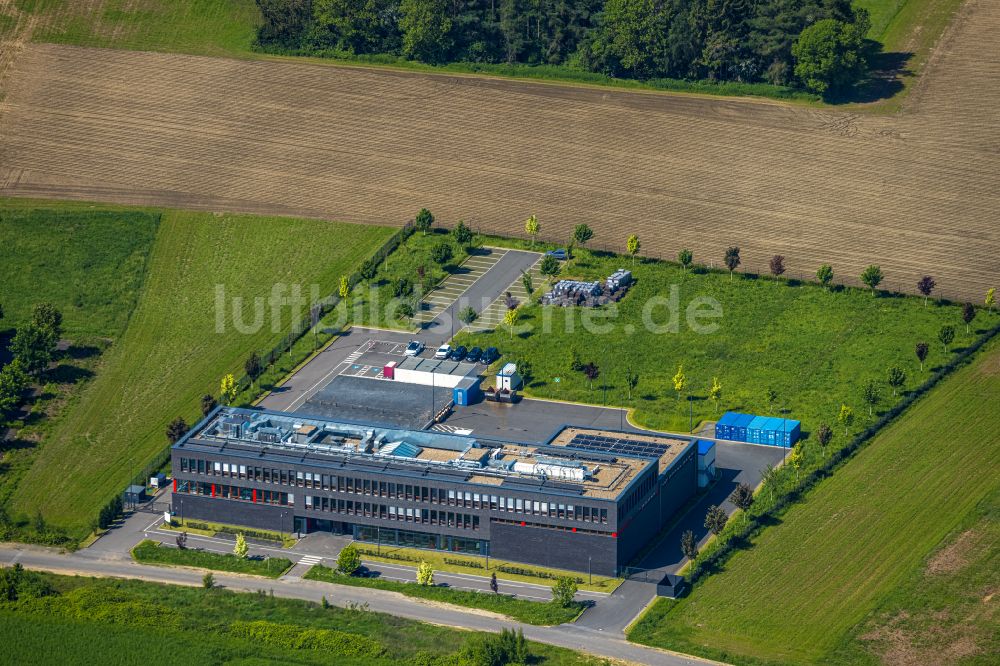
337 544 362 575
461 628 528 666
444 557 483 569
416 561 434 586
551 577 578 607
392 277 413 297
458 306 477 324
431 242 453 264
228 620 386 657
395 302 415 319
202 572 214 589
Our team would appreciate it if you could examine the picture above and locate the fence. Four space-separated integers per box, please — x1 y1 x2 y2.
685 317 1000 587
113 220 416 521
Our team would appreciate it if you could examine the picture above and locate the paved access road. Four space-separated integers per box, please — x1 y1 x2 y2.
0 544 713 666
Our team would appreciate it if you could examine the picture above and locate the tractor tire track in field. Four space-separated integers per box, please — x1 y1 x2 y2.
0 0 997 301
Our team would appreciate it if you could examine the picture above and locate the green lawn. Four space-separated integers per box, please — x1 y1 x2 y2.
0 206 159 338
627 338 1000 664
305 564 583 626
132 539 293 578
8 205 393 535
455 246 996 435
0 571 608 665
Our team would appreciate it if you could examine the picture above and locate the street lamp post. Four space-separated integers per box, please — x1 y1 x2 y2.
588 556 592 585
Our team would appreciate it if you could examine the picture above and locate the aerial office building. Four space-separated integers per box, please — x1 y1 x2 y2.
171 407 697 575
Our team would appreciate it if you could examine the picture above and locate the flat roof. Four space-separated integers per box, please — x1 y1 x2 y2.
175 407 656 501
548 427 693 476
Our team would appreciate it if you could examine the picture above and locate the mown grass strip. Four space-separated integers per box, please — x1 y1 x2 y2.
131 539 292 578
305 564 584 626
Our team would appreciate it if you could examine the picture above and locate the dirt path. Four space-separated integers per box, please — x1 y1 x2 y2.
0 1 997 300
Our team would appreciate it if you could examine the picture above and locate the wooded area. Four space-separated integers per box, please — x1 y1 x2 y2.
255 0 872 95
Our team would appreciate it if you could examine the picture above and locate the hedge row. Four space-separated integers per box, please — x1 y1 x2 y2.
495 565 584 584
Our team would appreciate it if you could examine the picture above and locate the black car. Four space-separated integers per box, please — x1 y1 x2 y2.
449 345 467 361
481 347 500 365
465 347 482 363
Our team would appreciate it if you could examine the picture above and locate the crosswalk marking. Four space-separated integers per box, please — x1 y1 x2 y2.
431 424 474 435
299 555 323 566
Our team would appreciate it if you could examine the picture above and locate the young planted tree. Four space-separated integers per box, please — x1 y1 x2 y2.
672 365 687 402
503 307 520 341
202 572 215 589
416 561 435 586
31 302 63 346
220 374 237 406
245 351 262 391
724 246 741 280
887 366 906 397
582 362 600 389
166 417 189 444
769 255 786 276
816 264 834 289
760 463 779 502
415 208 434 235
626 234 641 266
234 533 249 559
788 445 804 482
336 544 361 575
458 306 477 325
339 274 350 301
572 224 594 250
395 302 415 320
503 291 519 310
838 404 855 435
862 379 881 417
917 276 935 305
524 214 539 247
730 483 755 525
431 242 452 264
860 264 884 294
704 505 728 536
915 342 929 371
520 270 533 297
0 360 27 418
551 577 578 607
765 387 778 414
962 303 976 333
452 220 473 246
986 287 996 312
709 377 722 414
816 423 832 458
678 249 693 272
539 254 561 282
938 325 955 352
9 323 54 377
680 530 698 561
625 367 639 400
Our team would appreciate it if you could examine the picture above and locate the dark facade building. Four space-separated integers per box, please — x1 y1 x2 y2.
171 407 697 575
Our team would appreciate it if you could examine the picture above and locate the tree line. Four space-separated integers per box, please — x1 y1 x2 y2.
255 0 873 95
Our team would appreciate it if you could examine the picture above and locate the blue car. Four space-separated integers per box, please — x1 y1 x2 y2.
546 248 568 261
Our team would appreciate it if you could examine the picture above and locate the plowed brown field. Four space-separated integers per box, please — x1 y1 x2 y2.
1 0 997 300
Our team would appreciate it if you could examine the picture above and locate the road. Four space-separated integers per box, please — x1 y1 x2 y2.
0 543 714 666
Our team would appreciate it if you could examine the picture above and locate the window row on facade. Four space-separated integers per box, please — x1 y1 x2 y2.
175 480 290 505
304 495 480 530
177 457 610 524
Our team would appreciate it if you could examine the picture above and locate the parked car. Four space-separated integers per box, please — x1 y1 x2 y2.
546 248 568 260
434 344 451 359
481 347 500 365
404 340 424 357
449 345 468 361
465 347 482 363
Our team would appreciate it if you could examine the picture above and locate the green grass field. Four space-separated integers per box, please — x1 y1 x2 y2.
132 539 293 578
7 203 393 535
627 339 1000 664
305 564 583 626
0 207 158 338
3 0 956 108
0 571 606 665
455 245 996 435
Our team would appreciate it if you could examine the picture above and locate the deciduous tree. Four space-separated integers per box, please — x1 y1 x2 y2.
915 342 929 371
860 264 883 294
452 220 473 246
9 323 53 377
166 417 189 444
220 374 237 406
0 359 27 417
962 303 976 333
678 249 693 272
986 287 996 312
838 404 854 435
582 362 600 389
415 207 434 235
552 577 578 607
769 255 786 276
336 543 361 575
709 377 722 414
503 307 519 341
573 223 594 249
680 529 698 561
938 325 955 352
887 366 906 397
816 423 832 457
339 274 350 300
862 379 881 416
521 270 533 297
400 0 452 63
234 533 249 559
245 352 262 390
816 264 834 289
539 254 561 282
724 246 741 280
792 17 869 96
524 215 539 247
458 306 477 324
704 505 728 536
627 234 641 266
625 367 639 400
672 365 687 401
416 560 435 585
730 483 754 525
917 276 935 305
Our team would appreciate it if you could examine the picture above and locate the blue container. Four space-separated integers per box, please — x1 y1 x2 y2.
747 416 770 444
733 413 755 441
715 412 740 440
